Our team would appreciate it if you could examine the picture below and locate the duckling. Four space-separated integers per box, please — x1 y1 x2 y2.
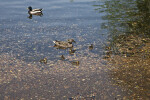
71 61 80 66
60 55 65 60
27 6 43 15
53 40 73 48
69 48 76 55
39 58 47 64
89 44 93 50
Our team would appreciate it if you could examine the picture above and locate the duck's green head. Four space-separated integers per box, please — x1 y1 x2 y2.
28 6 32 11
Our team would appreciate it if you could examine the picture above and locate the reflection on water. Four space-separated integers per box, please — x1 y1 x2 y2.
0 0 149 99
28 13 43 19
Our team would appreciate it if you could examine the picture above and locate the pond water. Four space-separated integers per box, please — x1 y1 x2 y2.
0 0 107 62
0 0 150 99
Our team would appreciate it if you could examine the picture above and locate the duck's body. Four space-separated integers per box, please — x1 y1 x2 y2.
28 6 43 15
53 40 73 48
53 39 75 48
39 58 47 64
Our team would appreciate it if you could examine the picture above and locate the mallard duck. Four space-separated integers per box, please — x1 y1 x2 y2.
53 39 75 48
27 6 43 15
39 58 47 64
89 44 93 50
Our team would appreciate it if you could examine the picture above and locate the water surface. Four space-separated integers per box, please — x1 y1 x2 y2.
0 0 149 99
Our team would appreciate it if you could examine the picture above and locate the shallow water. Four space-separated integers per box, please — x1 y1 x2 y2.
0 0 107 62
0 0 150 99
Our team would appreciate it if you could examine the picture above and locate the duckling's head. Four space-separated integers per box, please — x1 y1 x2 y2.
28 6 32 11
61 55 65 60
89 44 93 50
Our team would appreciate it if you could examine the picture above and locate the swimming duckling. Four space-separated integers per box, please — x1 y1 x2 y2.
53 40 73 48
89 44 93 50
60 55 65 60
71 61 80 66
28 6 43 15
69 48 76 55
39 58 47 64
